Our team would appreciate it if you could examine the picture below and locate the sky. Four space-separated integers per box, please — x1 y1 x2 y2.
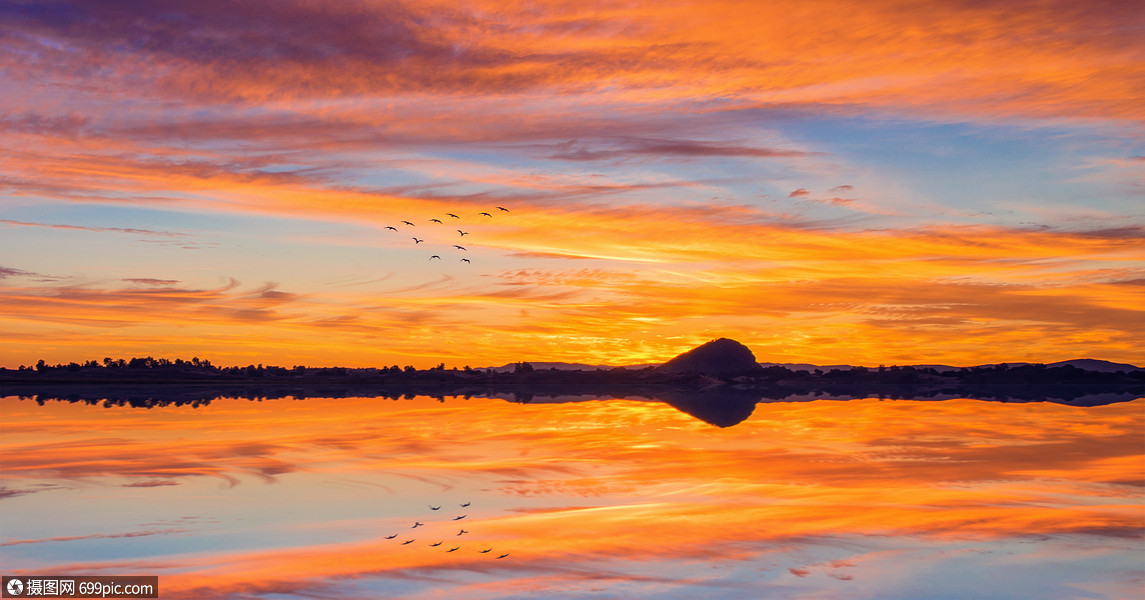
1 0 1143 368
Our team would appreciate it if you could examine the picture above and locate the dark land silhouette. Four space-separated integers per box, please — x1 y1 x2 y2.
659 338 762 374
2 339 1141 427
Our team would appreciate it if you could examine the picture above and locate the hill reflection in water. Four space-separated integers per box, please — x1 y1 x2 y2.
5 382 1141 427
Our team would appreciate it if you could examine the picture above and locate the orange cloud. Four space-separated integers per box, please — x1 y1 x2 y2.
2 208 1142 367
4 0 1138 121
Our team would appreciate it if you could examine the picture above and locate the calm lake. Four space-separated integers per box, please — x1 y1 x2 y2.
2 393 1142 599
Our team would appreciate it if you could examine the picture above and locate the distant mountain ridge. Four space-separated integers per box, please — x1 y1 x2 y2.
759 358 1141 374
485 361 663 373
1045 359 1143 373
489 357 1142 374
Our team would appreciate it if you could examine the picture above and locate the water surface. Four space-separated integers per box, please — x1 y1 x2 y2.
2 394 1142 599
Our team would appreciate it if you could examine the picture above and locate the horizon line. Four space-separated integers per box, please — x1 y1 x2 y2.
5 356 1141 372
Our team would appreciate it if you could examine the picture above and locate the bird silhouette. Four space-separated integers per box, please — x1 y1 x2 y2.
429 218 442 224
429 255 440 260
412 522 424 528
402 540 415 545
430 505 441 510
479 212 492 218
452 245 466 250
457 230 468 236
412 238 424 244
429 541 443 547
496 553 509 559
460 258 470 263
447 213 460 219
457 529 469 535
479 548 492 553
402 221 415 226
446 547 459 552
385 226 398 231
453 515 466 521
460 502 471 507
384 534 398 540
496 206 509 212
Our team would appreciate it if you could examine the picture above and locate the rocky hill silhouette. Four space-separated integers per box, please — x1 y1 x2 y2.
657 338 764 375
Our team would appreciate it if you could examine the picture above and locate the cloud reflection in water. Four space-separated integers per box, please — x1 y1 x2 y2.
1 395 1141 599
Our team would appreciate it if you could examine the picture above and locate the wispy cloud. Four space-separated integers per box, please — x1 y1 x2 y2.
543 138 816 161
0 219 188 239
1 528 189 548
121 279 181 287
0 266 40 280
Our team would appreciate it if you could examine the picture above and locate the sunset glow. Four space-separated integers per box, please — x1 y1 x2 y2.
2 0 1143 368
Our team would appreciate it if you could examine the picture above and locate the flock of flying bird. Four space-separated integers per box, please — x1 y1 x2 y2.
383 501 509 559
385 207 510 264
